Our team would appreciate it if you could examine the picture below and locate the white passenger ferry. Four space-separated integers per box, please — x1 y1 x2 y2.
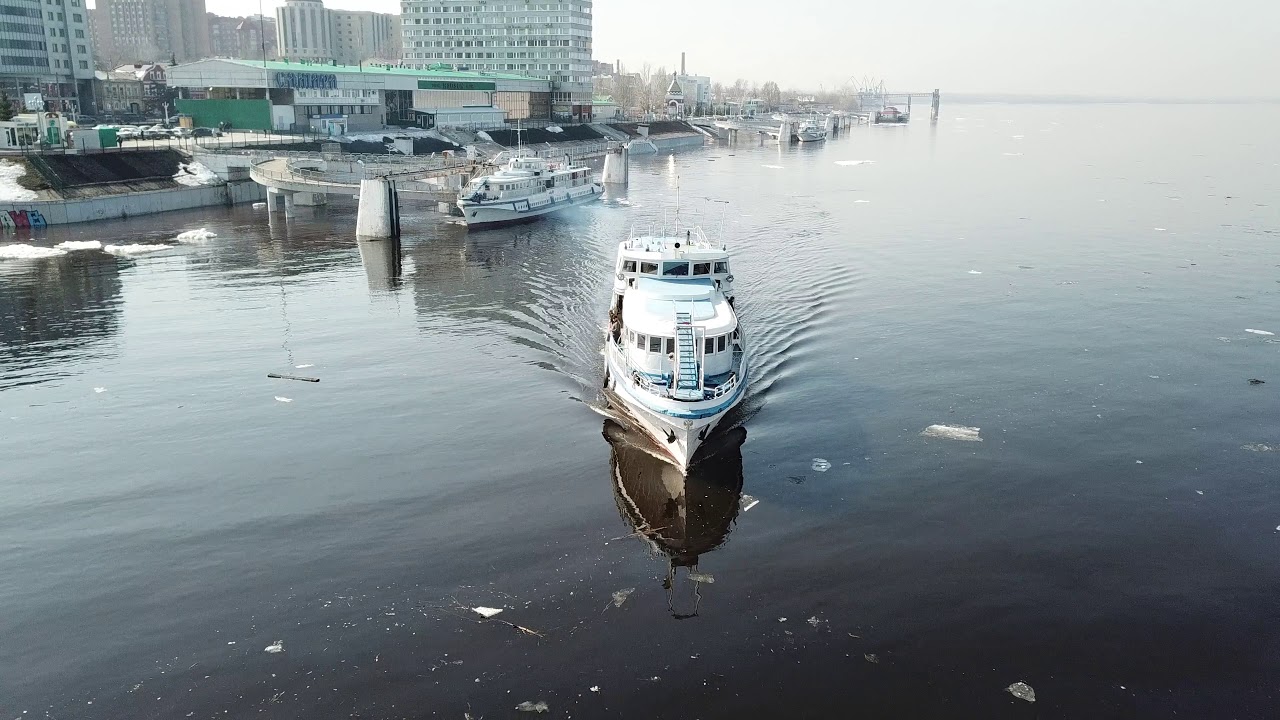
604 221 748 473
457 152 603 228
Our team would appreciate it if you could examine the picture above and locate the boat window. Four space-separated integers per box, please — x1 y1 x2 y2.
692 262 711 275
704 337 714 354
640 262 659 274
717 335 726 352
665 338 674 354
662 261 689 276
649 336 662 353
622 260 636 272
636 333 645 350
714 261 729 274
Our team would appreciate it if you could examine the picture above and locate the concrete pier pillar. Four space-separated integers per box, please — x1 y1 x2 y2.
283 191 297 218
266 187 284 212
825 114 838 137
293 191 327 207
931 89 941 123
778 118 794 143
356 178 399 238
602 145 629 185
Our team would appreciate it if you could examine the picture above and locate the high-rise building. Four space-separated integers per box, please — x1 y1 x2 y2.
0 0 97 114
275 1 395 65
399 0 594 121
208 14 277 61
90 0 210 66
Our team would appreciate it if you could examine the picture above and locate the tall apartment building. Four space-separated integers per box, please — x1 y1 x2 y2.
276 0 396 65
0 0 97 114
208 14 277 61
90 0 210 66
400 1 594 121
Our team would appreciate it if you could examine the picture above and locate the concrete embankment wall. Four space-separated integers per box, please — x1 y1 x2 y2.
0 181 265 227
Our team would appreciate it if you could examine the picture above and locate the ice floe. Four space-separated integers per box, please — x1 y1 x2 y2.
94 387 106 393
0 244 66 260
1244 328 1274 336
103 243 171 255
1007 681 1036 702
274 396 292 403
54 240 103 251
263 640 284 654
739 494 759 512
175 228 217 243
811 458 831 472
921 424 982 442
472 606 503 618
515 700 549 713
968 270 983 274
761 164 784 169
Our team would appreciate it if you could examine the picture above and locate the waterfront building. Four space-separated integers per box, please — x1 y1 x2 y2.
90 0 210 66
167 57 553 132
400 0 594 122
0 0 97 115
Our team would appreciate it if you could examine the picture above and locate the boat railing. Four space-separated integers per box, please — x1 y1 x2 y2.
610 340 674 399
625 221 717 249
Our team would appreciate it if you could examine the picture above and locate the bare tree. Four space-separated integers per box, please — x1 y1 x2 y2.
761 81 781 110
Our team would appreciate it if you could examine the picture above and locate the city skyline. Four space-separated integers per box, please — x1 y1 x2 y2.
152 0 1280 100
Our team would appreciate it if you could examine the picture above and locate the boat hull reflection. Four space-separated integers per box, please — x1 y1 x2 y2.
606 420 746 569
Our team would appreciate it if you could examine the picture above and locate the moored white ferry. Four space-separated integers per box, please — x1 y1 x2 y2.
603 222 748 473
795 119 827 142
458 152 603 228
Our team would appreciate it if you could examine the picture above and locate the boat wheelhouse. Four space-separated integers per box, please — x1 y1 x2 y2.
795 118 827 142
603 222 748 472
458 151 602 228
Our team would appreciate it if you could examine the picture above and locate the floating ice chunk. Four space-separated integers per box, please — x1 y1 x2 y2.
1002 152 1023 156
611 588 634 607
1195 490 1204 495
175 228 217 243
1245 329 1274 336
921 424 982 442
103 243 171 255
545 125 563 133
295 364 314 369
54 240 103 251
740 494 759 512
274 396 292 403
94 387 106 393
834 160 875 166
1242 444 1275 452
472 606 503 618
1006 681 1036 702
864 653 880 664
807 616 822 627
515 700 549 713
812 458 831 472
1153 227 1167 231
968 270 983 275
252 202 267 209
263 640 284 654
0 244 66 260
761 164 784 169
853 199 870 203
1012 134 1024 139
778 617 787 622
687 572 715 584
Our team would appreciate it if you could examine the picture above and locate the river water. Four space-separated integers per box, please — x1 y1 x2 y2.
2 104 1279 718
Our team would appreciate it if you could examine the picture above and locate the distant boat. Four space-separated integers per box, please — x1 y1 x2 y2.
457 151 602 228
794 118 827 142
603 221 748 473
874 106 910 124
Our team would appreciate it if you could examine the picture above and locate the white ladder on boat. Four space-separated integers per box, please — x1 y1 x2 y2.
673 311 701 400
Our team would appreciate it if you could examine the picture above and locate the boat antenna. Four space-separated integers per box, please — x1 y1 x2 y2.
675 175 681 220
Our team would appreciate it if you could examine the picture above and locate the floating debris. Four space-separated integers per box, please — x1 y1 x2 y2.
807 616 823 628
1245 329 1275 336
740 494 760 512
811 458 831 472
472 606 503 618
515 700 549 713
268 373 320 383
1006 681 1036 702
920 424 982 442
687 572 715 584
611 588 635 608
863 653 880 664
263 641 284 654
1248 379 1265 385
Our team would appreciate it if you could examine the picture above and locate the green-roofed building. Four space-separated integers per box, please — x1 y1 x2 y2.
167 58 553 132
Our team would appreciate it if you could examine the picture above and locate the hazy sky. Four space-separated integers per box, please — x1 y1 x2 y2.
205 0 1277 98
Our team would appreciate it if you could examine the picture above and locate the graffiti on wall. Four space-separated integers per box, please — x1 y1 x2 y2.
0 210 48 231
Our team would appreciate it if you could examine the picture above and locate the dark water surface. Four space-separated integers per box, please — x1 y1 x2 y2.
2 104 1279 718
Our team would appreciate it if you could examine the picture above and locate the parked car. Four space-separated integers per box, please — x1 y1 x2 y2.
171 127 193 138
141 125 171 139
192 127 223 138
116 126 139 139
